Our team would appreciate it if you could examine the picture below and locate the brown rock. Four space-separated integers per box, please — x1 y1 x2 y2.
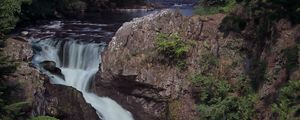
32 79 100 120
3 38 100 120
92 9 204 120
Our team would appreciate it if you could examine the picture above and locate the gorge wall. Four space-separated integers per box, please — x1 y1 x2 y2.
92 9 212 120
93 9 300 120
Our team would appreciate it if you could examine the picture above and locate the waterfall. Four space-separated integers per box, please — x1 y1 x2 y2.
31 38 134 120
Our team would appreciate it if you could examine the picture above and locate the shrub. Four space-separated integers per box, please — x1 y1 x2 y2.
0 0 31 34
191 74 258 120
191 75 230 104
155 33 190 64
272 80 300 120
197 53 219 73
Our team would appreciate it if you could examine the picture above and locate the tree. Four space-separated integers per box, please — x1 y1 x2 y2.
0 0 31 34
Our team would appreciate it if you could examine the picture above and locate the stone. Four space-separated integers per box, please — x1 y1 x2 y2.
92 9 204 120
39 61 65 80
21 31 29 36
3 38 100 120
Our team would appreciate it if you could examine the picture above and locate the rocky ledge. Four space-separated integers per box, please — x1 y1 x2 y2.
92 8 300 120
3 38 99 120
92 9 208 120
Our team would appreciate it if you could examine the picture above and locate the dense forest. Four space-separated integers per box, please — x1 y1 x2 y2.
0 0 299 120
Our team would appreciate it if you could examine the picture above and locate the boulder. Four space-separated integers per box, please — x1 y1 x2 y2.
92 9 206 120
39 61 65 80
32 78 100 120
3 37 33 61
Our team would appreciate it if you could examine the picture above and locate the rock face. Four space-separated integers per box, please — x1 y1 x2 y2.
33 80 100 120
92 9 206 120
3 37 33 61
3 38 99 120
93 9 300 120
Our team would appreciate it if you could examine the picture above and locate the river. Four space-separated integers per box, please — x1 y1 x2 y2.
27 5 194 120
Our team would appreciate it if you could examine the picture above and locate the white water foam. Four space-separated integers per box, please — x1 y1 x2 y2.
31 38 134 120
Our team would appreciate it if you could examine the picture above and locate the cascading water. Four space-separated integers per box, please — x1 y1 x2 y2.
31 38 134 120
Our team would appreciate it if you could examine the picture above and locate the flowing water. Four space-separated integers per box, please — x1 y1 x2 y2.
31 39 134 120
27 6 195 120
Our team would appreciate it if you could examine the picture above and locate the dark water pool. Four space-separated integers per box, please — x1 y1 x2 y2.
22 5 194 43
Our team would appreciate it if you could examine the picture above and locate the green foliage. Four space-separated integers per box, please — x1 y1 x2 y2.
29 116 59 120
191 75 230 104
234 75 254 95
0 1 29 119
191 74 258 120
242 0 300 23
197 53 219 73
272 80 300 120
195 0 236 15
155 33 190 66
220 0 300 44
0 0 30 34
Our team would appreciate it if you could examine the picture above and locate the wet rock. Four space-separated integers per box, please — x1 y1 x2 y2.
39 61 65 80
21 31 29 36
32 78 100 120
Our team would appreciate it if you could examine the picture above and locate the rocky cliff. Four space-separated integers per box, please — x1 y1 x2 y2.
93 9 299 120
3 38 100 120
92 9 208 120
